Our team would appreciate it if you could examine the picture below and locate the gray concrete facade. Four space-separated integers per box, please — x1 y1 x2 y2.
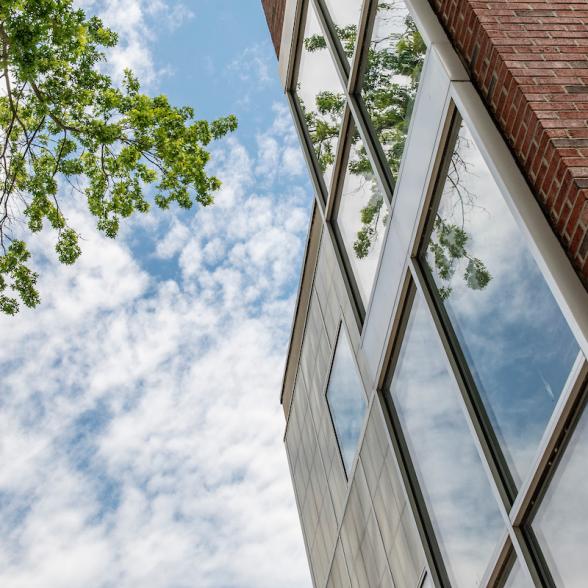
285 232 427 588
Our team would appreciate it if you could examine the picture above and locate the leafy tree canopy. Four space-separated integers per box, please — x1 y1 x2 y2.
0 0 237 315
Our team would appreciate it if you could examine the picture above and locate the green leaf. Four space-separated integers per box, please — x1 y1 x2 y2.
0 0 237 314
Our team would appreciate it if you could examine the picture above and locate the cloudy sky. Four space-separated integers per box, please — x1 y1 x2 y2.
0 1 313 586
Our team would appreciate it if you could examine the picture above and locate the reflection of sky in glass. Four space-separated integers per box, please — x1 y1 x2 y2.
326 328 367 474
503 556 532 588
387 293 505 586
532 400 588 587
360 1 425 184
296 2 346 188
424 121 579 486
336 125 388 306
322 0 363 63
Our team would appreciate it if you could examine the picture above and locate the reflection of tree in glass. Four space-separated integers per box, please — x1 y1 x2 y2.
297 27 345 176
429 135 492 300
301 6 423 253
300 2 491 298
346 131 390 259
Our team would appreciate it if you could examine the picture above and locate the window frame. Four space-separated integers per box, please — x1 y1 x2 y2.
371 82 588 585
289 0 350 206
324 319 369 481
397 91 588 585
288 0 432 331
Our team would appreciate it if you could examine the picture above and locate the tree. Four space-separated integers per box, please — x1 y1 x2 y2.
0 0 237 315
299 2 490 299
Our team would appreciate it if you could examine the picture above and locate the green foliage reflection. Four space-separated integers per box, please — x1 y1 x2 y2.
299 2 491 297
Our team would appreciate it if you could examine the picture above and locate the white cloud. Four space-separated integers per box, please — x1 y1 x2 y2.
226 44 278 109
228 44 272 85
155 220 192 259
282 145 306 177
0 103 312 588
75 0 194 87
254 103 306 185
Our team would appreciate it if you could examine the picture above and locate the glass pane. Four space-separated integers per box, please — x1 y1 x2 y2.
296 2 346 189
323 0 363 63
387 292 505 587
335 122 389 306
360 1 426 186
422 119 579 486
503 556 532 588
326 328 367 474
532 399 588 587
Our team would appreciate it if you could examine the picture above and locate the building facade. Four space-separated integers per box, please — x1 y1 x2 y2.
262 0 588 586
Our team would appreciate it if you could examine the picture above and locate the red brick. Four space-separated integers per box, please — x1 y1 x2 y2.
580 233 588 261
564 191 588 237
261 0 286 57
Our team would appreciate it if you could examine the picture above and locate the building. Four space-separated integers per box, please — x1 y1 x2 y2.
261 0 588 586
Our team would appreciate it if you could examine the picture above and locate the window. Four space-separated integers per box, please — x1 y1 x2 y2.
333 119 389 309
531 396 588 587
295 1 346 190
420 116 580 487
359 0 426 189
322 0 364 65
326 326 367 475
291 0 429 325
386 290 505 586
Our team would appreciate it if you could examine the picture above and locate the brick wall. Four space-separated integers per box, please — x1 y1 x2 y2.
261 0 287 57
429 0 588 287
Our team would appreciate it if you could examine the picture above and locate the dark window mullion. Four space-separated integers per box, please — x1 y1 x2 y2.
347 0 398 206
515 382 588 588
291 0 349 204
287 91 329 209
325 107 352 221
413 113 518 509
327 118 368 322
349 0 378 94
377 281 452 588
510 353 587 527
310 0 350 92
313 0 351 78
413 255 518 508
349 0 430 209
347 94 396 208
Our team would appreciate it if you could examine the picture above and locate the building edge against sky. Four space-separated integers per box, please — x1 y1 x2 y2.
262 1 588 587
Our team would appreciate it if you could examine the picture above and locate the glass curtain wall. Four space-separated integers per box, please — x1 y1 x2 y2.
293 0 426 314
289 1 588 586
420 118 579 489
383 113 587 586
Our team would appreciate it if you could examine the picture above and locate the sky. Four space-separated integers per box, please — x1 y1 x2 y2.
0 1 314 587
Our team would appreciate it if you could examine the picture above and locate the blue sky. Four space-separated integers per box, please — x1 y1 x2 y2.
0 1 313 586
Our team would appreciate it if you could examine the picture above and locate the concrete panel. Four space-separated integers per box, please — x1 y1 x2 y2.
326 456 348 525
317 411 338 476
360 406 389 498
361 510 389 587
327 540 352 588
